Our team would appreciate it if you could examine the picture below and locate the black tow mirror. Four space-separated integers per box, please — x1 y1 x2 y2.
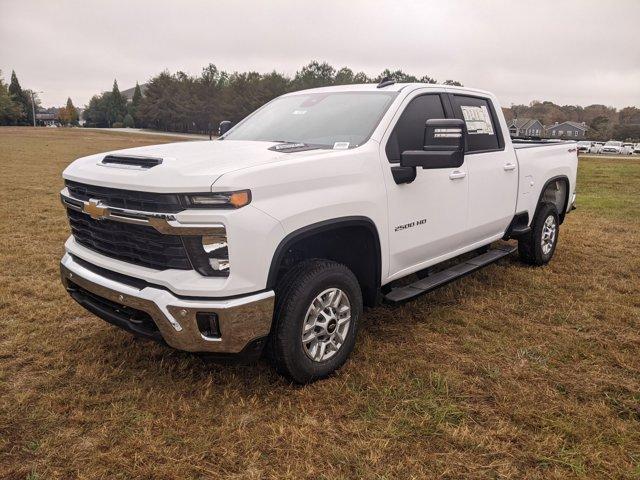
400 118 465 169
218 120 232 136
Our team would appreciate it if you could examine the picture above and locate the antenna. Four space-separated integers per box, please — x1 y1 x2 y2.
377 76 395 89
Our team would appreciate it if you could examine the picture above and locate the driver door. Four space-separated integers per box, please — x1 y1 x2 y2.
381 92 469 279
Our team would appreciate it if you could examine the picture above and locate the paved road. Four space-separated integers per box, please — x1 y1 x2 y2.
86 128 211 140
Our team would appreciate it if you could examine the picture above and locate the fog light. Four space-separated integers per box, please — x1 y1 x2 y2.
209 258 229 271
202 235 229 273
196 312 221 338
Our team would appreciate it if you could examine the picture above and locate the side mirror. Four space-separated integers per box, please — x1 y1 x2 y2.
400 119 465 169
218 120 232 136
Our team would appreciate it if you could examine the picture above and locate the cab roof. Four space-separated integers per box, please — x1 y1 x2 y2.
283 82 495 99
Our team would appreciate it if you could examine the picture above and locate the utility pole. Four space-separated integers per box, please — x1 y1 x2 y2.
30 91 43 127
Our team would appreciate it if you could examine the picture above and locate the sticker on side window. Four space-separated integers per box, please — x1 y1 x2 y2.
461 105 494 135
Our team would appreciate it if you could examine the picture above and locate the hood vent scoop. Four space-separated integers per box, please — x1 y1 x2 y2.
101 154 163 169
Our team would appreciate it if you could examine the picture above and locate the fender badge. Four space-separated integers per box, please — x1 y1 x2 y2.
83 198 109 220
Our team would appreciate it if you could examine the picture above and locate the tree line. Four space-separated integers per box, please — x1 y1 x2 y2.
82 61 463 133
504 101 640 141
83 79 140 129
0 70 80 126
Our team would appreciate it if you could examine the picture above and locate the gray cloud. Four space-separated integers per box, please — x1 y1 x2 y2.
1 0 638 108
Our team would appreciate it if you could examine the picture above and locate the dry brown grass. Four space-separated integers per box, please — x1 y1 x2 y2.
1 128 639 479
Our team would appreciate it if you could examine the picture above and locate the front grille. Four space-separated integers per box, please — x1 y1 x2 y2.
65 180 185 213
67 208 192 270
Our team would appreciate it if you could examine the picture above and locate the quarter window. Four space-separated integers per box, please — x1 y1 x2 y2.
385 94 446 163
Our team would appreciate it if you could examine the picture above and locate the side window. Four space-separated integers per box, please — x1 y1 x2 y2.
385 94 446 163
451 95 502 152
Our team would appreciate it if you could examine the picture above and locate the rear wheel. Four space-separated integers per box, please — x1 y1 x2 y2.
269 260 362 384
518 202 559 266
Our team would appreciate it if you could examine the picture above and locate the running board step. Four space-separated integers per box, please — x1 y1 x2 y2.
383 245 517 304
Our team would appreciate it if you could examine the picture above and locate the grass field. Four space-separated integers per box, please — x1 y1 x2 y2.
1 127 639 479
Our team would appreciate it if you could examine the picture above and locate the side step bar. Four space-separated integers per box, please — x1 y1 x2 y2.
383 245 517 304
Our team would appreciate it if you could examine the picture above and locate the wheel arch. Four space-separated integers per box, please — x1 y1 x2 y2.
266 216 382 307
534 175 570 224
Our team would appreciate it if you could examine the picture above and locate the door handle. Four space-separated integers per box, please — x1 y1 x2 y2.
449 170 467 180
503 163 517 171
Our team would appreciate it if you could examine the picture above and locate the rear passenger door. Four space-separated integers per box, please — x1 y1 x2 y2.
382 91 469 278
449 94 518 243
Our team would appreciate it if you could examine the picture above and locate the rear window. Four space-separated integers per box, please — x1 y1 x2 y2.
451 95 502 152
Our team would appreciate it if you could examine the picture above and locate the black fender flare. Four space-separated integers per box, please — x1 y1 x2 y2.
534 175 570 224
266 216 382 296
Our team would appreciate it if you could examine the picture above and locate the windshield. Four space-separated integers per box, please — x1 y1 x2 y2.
577 141 590 146
606 141 622 147
223 91 398 148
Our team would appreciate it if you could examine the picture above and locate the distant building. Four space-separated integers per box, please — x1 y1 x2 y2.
546 121 588 139
121 84 147 102
35 113 59 127
508 118 544 137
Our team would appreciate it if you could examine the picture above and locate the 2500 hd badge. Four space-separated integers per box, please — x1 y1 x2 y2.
395 218 427 232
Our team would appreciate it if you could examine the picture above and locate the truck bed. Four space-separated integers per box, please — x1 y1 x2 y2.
513 140 578 218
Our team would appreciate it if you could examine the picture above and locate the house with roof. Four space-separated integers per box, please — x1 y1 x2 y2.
35 113 59 127
507 118 544 137
546 121 588 139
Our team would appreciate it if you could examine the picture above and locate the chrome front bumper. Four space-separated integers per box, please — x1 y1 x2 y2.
60 253 274 354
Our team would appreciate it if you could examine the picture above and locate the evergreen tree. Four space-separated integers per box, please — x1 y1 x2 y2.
123 113 135 128
419 75 438 84
291 61 336 90
375 69 417 83
8 70 29 125
107 79 128 126
0 71 23 125
128 82 143 127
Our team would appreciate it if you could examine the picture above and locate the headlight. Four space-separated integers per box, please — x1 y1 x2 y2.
183 190 251 209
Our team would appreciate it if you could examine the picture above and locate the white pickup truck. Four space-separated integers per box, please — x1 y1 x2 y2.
60 81 578 383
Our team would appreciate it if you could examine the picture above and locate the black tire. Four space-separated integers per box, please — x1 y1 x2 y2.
269 259 362 384
518 202 559 266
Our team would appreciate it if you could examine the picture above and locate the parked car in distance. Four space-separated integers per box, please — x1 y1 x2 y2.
601 140 624 154
590 141 604 154
633 143 640 154
59 82 579 383
577 141 592 153
622 143 635 155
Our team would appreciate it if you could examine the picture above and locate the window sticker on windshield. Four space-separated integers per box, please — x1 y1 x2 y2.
461 105 494 135
333 142 350 149
292 110 307 115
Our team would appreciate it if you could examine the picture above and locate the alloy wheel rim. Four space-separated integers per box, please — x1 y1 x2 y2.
541 215 557 255
301 288 351 362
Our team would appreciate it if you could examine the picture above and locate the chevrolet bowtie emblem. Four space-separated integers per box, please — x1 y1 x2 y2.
83 199 109 220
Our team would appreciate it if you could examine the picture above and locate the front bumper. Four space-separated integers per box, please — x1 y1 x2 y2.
60 253 274 356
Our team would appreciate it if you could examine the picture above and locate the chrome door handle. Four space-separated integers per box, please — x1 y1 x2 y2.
449 170 467 180
503 163 517 171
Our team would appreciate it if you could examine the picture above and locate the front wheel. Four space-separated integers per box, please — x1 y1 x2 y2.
269 260 362 384
518 202 559 266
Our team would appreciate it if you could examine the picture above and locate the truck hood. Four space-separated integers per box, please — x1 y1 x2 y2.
62 139 326 192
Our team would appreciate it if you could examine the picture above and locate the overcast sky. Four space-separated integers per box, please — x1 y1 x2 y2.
1 0 639 109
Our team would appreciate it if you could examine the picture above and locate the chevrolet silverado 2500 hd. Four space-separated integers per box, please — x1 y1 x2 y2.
60 81 578 383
